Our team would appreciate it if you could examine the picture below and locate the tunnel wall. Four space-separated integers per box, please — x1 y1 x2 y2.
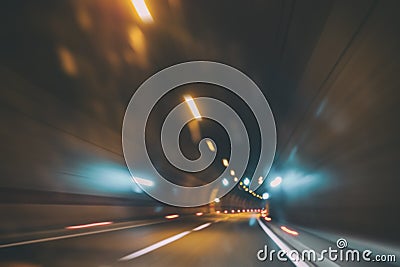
0 189 250 237
268 0 400 243
0 203 210 237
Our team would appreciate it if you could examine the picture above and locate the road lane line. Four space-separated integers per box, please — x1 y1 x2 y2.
66 221 113 230
0 220 165 249
192 223 211 231
119 231 191 261
119 222 213 261
257 218 309 267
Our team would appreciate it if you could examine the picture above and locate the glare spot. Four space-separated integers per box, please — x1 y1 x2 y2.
206 139 215 152
131 183 142 193
154 206 163 213
288 146 298 162
262 193 270 200
222 158 229 167
134 177 154 186
243 177 250 186
270 176 282 187
128 26 148 67
57 46 78 76
249 217 256 226
315 99 327 117
76 7 92 31
222 178 229 186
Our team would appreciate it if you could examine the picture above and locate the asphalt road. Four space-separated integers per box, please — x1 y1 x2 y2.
0 213 398 267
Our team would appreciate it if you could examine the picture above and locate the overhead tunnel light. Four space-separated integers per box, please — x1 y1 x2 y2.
262 193 270 200
131 0 153 23
206 140 215 152
222 158 229 167
134 177 154 186
270 177 282 187
184 95 202 120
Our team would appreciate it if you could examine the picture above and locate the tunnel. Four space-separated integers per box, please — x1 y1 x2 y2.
0 0 399 266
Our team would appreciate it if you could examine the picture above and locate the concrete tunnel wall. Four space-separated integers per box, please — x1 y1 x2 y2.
266 0 400 243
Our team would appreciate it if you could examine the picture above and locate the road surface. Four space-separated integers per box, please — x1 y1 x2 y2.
1 213 398 267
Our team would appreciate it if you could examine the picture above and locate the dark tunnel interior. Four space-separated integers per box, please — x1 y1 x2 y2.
1 0 400 266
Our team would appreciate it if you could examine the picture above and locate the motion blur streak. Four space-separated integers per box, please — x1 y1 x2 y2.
119 231 191 261
57 46 77 76
65 221 112 230
280 226 299 236
206 140 215 151
0 220 164 249
257 219 308 267
130 0 153 23
134 177 154 186
184 95 202 119
1 0 400 266
165 214 180 219
270 177 282 187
